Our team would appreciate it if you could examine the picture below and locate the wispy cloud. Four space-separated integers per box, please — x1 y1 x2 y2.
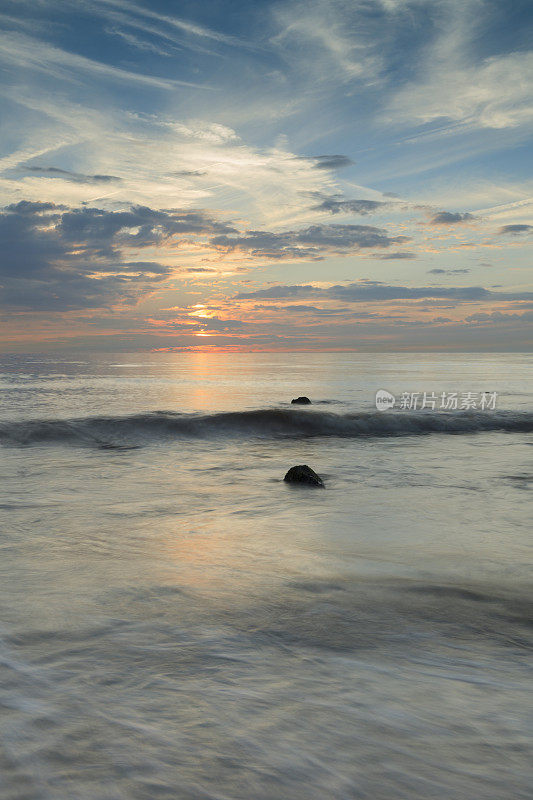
271 0 382 85
89 0 247 47
384 0 533 132
0 31 208 90
388 51 533 131
19 166 122 184
104 26 175 57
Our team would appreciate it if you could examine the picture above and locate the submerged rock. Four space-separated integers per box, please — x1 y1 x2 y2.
291 396 311 405
284 464 324 487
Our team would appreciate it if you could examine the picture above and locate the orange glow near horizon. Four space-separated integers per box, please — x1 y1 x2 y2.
1 293 531 353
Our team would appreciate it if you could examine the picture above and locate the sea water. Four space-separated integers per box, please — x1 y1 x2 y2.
0 352 531 799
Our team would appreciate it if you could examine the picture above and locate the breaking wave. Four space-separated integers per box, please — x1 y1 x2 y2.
0 408 532 448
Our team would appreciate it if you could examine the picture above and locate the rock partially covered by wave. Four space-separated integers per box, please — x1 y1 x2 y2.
284 464 324 487
291 396 311 405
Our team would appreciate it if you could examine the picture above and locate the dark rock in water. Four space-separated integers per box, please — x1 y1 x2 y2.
291 396 311 405
284 464 324 487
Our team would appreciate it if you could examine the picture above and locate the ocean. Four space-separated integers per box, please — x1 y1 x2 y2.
0 351 531 799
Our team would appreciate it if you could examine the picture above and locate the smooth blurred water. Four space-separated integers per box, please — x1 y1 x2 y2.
0 352 532 799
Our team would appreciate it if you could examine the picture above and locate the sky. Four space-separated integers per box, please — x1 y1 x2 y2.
0 0 532 352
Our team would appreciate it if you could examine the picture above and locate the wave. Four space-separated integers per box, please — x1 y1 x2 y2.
0 408 532 447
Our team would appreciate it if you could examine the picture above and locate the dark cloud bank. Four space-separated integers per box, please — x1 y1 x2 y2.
212 224 409 260
235 283 533 303
0 200 235 311
3 200 409 312
2 200 530 326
